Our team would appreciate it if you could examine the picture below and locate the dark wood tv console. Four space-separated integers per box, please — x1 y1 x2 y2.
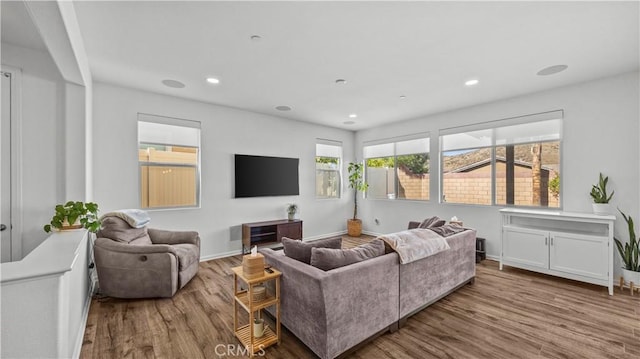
242 219 303 254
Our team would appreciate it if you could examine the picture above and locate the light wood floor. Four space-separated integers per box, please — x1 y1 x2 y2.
81 236 640 358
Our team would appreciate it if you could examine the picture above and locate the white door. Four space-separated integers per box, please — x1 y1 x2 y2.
1 71 12 262
549 231 608 280
502 226 549 269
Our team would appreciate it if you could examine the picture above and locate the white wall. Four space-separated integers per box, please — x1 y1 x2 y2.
92 82 354 259
1 43 65 256
355 72 640 270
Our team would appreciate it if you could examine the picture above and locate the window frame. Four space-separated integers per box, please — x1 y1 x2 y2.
363 134 430 201
439 111 563 208
137 113 202 210
315 140 343 199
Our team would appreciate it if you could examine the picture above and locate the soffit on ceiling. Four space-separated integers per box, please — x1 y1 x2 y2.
1 1 48 52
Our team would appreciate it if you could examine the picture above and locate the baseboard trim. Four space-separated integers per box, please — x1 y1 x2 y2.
486 254 499 261
200 231 350 262
200 249 243 262
302 230 347 241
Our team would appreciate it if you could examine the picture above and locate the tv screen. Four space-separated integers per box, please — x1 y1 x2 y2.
235 154 300 198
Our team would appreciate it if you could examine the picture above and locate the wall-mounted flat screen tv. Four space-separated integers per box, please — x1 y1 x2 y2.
234 154 299 198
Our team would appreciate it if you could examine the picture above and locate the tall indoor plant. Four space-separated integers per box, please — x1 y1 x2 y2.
347 162 369 237
614 209 640 286
43 201 101 233
590 173 614 215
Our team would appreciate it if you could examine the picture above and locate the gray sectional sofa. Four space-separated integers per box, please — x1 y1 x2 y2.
260 223 476 359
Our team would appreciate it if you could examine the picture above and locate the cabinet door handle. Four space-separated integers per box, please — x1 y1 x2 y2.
550 237 554 245
545 237 548 245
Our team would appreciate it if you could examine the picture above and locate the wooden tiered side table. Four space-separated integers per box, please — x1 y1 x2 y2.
231 266 281 356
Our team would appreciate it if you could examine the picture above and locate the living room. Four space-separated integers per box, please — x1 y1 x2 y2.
1 1 639 358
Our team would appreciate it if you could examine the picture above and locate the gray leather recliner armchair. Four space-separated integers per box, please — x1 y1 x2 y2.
94 216 200 298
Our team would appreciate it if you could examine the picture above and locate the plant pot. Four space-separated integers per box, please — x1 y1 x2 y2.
347 219 362 237
592 203 611 215
621 268 640 286
287 213 295 221
61 219 82 231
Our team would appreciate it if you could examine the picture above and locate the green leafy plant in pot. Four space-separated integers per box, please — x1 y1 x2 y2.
286 203 298 221
347 162 369 237
43 201 101 233
590 173 614 215
614 209 640 286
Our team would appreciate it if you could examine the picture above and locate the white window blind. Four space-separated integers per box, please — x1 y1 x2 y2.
138 121 200 147
396 138 429 155
316 143 342 158
495 119 562 146
363 143 394 158
441 111 563 150
441 129 492 151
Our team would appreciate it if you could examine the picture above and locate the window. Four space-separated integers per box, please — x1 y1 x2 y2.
364 136 430 200
138 114 201 209
316 140 342 199
440 111 562 207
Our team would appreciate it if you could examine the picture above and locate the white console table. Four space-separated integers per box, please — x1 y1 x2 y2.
500 208 615 295
1 230 93 358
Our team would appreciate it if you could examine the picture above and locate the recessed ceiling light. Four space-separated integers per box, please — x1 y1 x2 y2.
335 79 347 85
250 35 262 42
399 95 407 100
537 64 568 76
343 121 355 125
464 79 479 87
275 105 292 111
349 114 357 118
161 79 185 88
206 77 220 84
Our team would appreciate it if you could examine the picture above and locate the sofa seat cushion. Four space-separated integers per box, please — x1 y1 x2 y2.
172 243 199 270
282 236 342 264
98 216 150 244
310 239 385 271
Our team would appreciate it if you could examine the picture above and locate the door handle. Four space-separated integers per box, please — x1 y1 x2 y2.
0 224 6 231
545 237 548 245
550 237 554 245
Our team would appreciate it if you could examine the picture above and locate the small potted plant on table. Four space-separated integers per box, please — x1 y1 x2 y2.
44 201 101 233
590 173 614 215
286 203 298 221
347 162 369 237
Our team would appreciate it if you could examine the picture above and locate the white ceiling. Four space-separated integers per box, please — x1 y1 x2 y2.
57 2 640 130
1 1 47 52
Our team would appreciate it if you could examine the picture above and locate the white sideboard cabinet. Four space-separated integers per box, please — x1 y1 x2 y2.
500 208 615 295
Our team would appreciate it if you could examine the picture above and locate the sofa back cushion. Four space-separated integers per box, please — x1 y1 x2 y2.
282 236 342 264
310 239 385 271
418 216 446 229
98 216 152 245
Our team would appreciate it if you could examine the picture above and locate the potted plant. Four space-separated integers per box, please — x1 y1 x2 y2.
347 162 369 237
286 203 298 221
43 201 101 233
614 209 640 286
590 173 614 215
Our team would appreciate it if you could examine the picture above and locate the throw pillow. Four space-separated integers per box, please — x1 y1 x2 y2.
418 216 446 229
98 216 150 244
310 239 385 271
282 236 342 264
